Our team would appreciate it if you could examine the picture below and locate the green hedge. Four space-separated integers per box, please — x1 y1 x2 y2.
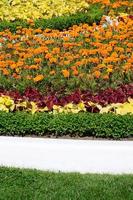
0 112 133 138
0 7 103 32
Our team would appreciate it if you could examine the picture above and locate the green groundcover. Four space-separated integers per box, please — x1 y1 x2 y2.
0 167 133 200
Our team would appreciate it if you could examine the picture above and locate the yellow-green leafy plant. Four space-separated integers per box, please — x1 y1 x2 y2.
0 95 15 112
15 100 49 114
0 0 89 21
100 98 133 115
52 102 86 114
87 99 133 115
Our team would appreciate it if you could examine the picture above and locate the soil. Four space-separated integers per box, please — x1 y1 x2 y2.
8 134 133 141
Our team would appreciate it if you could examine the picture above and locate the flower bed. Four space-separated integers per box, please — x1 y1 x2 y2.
0 1 133 138
0 16 132 94
0 84 133 115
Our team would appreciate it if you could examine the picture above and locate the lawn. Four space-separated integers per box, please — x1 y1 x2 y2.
0 167 133 200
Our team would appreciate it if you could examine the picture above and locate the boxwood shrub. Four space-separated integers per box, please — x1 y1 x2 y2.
0 112 133 139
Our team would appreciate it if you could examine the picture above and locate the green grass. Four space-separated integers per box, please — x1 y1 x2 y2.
0 167 133 200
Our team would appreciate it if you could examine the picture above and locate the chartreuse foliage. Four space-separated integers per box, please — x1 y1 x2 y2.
1 95 133 116
0 0 89 21
0 167 133 200
0 112 133 138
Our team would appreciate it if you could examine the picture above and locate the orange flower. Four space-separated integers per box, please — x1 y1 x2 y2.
102 0 110 5
10 63 17 69
27 19 34 24
62 69 70 78
34 29 42 34
33 75 44 82
64 60 70 65
45 53 52 59
34 58 42 64
50 70 56 75
52 47 60 54
93 70 101 78
7 43 13 48
63 37 69 42
2 69 10 76
49 57 57 64
16 61 24 67
73 69 78 76
103 75 109 80
29 65 39 70
12 73 21 79
107 67 113 73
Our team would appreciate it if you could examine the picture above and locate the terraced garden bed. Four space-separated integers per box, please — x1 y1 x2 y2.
0 0 133 139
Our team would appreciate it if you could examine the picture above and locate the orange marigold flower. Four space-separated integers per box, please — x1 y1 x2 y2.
49 57 57 64
7 43 13 48
73 69 78 76
45 53 52 59
102 0 110 5
10 63 17 69
93 70 101 78
64 60 70 65
34 29 42 34
50 70 56 75
2 69 10 76
27 19 34 24
34 58 42 64
107 67 113 73
52 47 60 54
63 37 69 42
33 74 44 82
12 73 21 79
17 61 24 67
71 66 76 70
103 75 109 80
62 69 70 78
29 65 39 70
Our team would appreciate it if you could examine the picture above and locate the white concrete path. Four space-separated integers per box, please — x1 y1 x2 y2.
0 136 133 174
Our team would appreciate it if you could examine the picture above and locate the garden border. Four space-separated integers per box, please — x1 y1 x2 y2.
0 112 133 139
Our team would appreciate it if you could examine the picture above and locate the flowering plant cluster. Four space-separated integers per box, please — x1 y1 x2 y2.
86 0 133 15
0 15 132 94
0 1 132 117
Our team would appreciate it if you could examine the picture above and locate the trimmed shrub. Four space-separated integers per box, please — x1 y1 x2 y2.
0 112 133 138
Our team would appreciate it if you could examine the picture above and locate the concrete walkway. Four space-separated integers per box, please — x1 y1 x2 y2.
0 136 133 174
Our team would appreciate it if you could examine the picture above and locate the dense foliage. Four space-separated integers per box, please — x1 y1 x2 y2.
0 112 133 138
0 84 133 115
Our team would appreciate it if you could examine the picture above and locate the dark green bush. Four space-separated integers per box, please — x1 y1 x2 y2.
0 7 103 32
0 112 133 139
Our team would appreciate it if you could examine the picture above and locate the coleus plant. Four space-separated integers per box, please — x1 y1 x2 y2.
0 84 133 115
1 94 133 115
